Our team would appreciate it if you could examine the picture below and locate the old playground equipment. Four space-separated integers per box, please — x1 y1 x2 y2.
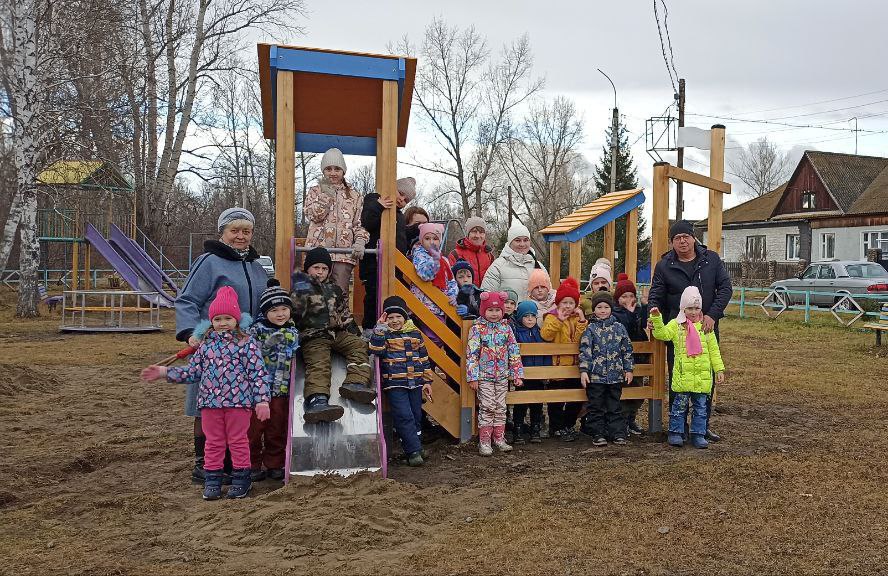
261 42 730 444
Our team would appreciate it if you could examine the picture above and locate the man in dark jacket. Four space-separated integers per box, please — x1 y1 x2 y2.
647 220 732 441
359 177 415 335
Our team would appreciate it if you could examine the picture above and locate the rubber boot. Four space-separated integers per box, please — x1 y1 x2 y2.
339 382 377 404
191 436 206 484
478 426 493 456
226 468 252 499
492 424 513 452
202 469 223 501
304 394 345 423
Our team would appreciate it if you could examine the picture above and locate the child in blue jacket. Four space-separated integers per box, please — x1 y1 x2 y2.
368 296 433 466
511 301 551 443
578 291 634 447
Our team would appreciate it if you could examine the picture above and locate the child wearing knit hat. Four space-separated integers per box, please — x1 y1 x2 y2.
540 277 588 441
503 289 519 320
510 301 551 444
580 258 613 317
368 296 434 467
142 286 271 500
527 268 554 326
466 291 525 456
447 215 495 285
410 223 458 344
453 259 482 319
246 279 300 482
577 289 634 447
650 286 726 449
610 273 650 436
290 246 375 424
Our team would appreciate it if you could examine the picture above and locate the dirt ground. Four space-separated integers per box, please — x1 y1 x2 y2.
2 291 888 576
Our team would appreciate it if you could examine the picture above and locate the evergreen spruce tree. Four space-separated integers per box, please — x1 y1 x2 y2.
587 120 650 276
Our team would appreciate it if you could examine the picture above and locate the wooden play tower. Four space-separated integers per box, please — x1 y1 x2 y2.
259 44 730 441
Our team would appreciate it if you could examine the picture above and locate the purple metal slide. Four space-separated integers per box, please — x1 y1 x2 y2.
83 223 174 307
109 224 179 301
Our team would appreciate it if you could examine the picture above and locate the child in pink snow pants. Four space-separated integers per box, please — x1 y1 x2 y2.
143 286 271 501
466 291 524 456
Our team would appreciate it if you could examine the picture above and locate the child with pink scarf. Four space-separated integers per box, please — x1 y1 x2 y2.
650 286 726 449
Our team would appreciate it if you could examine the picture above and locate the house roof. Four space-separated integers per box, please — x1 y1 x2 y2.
719 184 786 225
538 189 645 242
849 164 888 214
37 161 132 190
806 151 888 212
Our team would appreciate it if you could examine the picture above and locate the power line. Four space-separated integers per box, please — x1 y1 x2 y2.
726 87 888 117
660 0 680 86
686 112 888 133
653 0 676 92
758 98 888 121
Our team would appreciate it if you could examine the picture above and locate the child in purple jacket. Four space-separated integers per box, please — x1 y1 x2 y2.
142 286 270 501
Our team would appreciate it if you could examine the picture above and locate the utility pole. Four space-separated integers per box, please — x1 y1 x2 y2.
675 78 686 219
507 185 513 226
850 117 859 154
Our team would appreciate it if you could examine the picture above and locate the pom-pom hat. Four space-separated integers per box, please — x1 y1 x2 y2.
480 291 507 318
555 277 581 305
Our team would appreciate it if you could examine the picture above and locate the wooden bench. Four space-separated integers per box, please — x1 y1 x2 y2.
863 303 888 346
38 284 64 312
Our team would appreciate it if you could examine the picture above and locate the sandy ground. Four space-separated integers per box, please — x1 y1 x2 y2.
2 291 888 576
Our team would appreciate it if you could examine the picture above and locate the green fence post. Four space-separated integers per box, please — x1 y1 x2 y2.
739 287 746 318
804 290 811 324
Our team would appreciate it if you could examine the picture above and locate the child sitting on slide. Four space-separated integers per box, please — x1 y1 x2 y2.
290 246 375 423
141 287 270 500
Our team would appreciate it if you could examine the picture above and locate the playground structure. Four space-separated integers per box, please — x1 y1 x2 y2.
258 43 730 473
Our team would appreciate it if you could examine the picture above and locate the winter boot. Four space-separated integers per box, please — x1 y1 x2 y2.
627 419 644 436
529 424 542 444
202 469 223 501
492 425 513 452
226 468 252 499
478 426 494 456
267 468 286 481
705 428 722 442
250 468 267 482
668 433 685 447
690 434 709 449
304 394 345 423
191 436 206 484
407 451 424 467
339 382 377 404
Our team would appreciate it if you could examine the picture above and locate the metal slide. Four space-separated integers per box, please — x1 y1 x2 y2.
285 354 386 478
108 224 180 301
83 223 174 308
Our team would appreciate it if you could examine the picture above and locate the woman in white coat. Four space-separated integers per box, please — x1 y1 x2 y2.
480 221 548 301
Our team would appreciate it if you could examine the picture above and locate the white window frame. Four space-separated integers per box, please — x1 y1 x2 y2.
862 230 888 258
820 233 835 260
745 235 766 261
786 234 800 260
801 190 816 210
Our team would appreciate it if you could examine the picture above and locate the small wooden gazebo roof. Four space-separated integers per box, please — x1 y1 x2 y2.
37 161 132 191
539 189 645 242
257 44 417 155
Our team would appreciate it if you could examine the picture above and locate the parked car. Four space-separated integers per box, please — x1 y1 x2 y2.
770 260 888 307
257 255 275 278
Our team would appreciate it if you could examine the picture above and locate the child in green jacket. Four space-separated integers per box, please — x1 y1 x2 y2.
650 286 725 449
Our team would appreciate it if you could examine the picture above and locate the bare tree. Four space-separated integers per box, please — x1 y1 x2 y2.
391 19 543 219
349 163 376 196
730 136 791 198
498 96 594 257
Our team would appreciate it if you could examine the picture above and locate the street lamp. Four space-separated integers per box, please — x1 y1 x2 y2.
597 69 619 194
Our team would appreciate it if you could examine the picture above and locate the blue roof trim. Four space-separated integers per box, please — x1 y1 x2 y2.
269 46 403 81
542 192 646 243
296 133 377 156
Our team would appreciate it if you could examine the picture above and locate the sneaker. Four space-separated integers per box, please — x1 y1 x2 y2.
691 434 709 449
494 440 513 452
560 429 578 442
667 433 684 447
627 421 644 436
250 468 267 482
612 437 628 446
266 468 286 481
592 437 608 447
479 443 493 457
304 394 345 423
407 451 424 467
339 383 377 404
705 428 722 442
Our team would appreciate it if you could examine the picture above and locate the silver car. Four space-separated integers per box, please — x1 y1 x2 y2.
257 255 275 278
770 260 888 307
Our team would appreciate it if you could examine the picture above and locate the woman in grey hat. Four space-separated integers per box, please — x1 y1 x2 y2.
174 206 268 483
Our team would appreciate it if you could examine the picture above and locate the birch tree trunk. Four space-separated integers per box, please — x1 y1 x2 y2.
0 193 22 273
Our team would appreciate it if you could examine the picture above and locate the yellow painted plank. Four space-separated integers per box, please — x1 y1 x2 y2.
423 371 461 438
667 165 731 194
392 282 461 355
506 386 656 404
395 251 459 324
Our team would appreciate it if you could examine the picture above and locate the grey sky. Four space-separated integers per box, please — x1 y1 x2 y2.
252 0 888 221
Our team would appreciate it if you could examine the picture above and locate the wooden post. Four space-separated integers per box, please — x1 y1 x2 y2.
274 70 295 290
625 208 638 283
708 124 726 256
459 320 476 442
84 244 91 290
603 221 616 266
648 162 671 433
549 241 562 287
71 241 79 291
377 81 398 301
568 240 582 280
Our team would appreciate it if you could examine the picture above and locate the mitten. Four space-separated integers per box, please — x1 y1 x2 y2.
351 240 366 260
456 304 469 317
